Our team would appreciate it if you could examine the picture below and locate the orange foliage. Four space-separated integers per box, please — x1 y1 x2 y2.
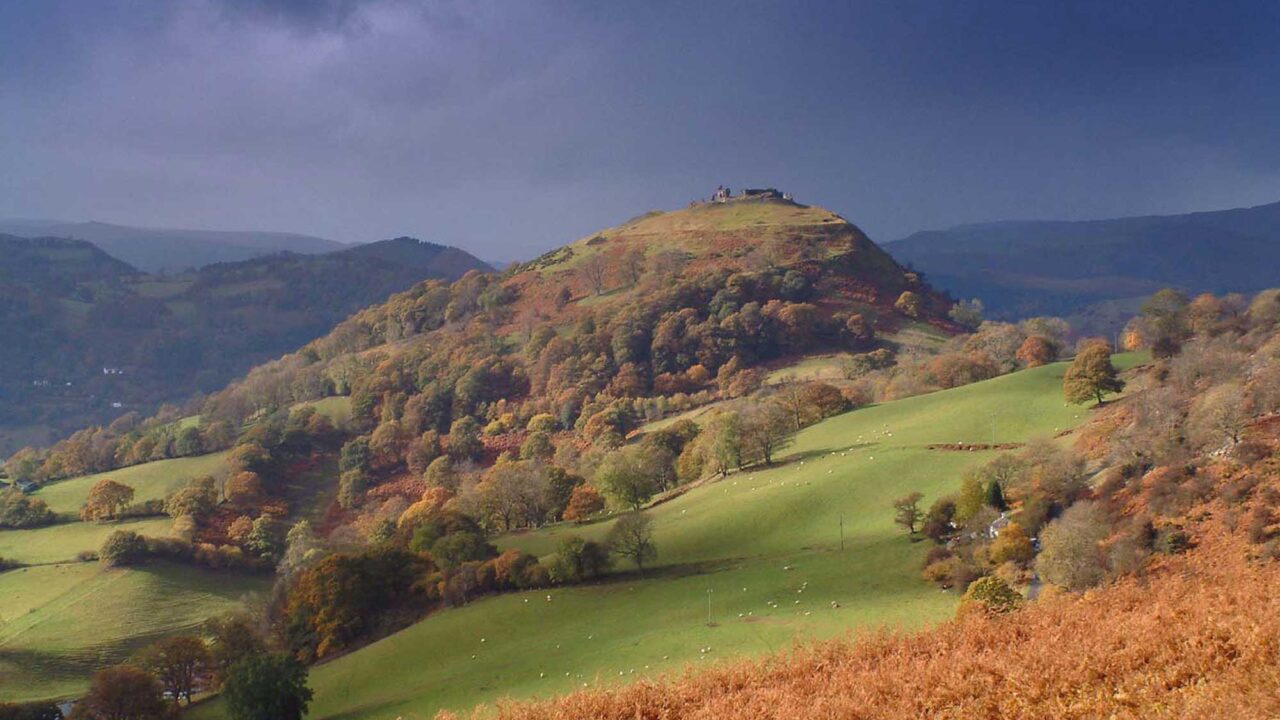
456 533 1280 720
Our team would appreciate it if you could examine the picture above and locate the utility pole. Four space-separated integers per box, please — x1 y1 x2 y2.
839 513 845 551
706 588 714 626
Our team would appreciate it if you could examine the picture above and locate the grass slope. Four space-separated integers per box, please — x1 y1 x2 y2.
32 451 230 516
197 356 1136 720
0 517 175 566
0 562 269 702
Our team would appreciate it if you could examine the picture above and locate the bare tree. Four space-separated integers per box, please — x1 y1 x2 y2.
741 401 794 465
580 254 609 296
620 248 646 286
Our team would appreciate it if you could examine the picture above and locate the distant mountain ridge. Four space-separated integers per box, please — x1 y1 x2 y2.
0 219 345 273
887 200 1280 329
0 234 490 455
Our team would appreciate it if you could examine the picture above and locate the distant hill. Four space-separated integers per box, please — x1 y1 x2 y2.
196 193 958 442
0 235 490 455
0 219 344 273
887 200 1280 331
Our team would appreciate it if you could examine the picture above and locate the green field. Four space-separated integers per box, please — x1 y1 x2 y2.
32 452 230 516
0 562 269 703
0 516 175 566
184 355 1139 720
299 396 353 426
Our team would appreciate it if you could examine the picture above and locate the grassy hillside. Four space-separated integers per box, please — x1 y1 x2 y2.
0 517 174 566
31 451 229 515
186 356 1137 720
0 562 269 703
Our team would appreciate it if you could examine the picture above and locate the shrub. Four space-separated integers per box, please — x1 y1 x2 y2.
550 536 612 584
960 575 1022 615
99 530 149 567
0 488 56 529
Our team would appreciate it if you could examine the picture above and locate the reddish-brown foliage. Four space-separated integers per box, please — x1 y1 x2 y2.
455 532 1280 720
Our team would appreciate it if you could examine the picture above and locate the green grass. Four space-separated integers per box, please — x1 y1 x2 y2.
300 396 353 427
0 562 269 702
765 353 851 384
185 355 1142 720
0 516 175 566
32 452 229 516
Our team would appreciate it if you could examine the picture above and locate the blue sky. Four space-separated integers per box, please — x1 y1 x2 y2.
2 0 1278 260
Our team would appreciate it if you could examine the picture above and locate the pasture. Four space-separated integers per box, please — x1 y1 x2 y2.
32 451 229 516
226 355 1139 720
0 561 268 703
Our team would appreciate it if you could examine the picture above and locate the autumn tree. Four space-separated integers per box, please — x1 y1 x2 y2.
620 247 646 286
607 511 658 572
448 416 484 461
921 497 956 543
99 530 149 567
953 473 986 524
1141 288 1190 358
1188 382 1248 448
893 492 924 534
223 653 312 720
960 575 1022 615
425 455 459 491
205 613 267 686
0 487 55 529
740 402 794 465
520 431 555 461
895 291 922 318
1015 335 1055 367
164 476 218 520
138 635 210 706
563 484 606 522
224 471 265 507
580 253 609 296
1063 344 1124 406
948 298 984 329
76 665 168 720
989 522 1035 566
1036 501 1110 591
80 479 135 522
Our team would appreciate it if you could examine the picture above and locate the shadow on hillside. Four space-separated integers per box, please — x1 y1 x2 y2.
595 557 745 586
775 441 880 466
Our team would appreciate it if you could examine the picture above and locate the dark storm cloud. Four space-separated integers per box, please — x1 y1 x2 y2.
2 0 1278 261
218 0 373 32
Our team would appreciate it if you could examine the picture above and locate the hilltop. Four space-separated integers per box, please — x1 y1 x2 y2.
0 219 343 274
507 194 930 329
888 199 1280 332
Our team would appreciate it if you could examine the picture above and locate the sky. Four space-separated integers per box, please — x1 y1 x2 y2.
2 0 1279 261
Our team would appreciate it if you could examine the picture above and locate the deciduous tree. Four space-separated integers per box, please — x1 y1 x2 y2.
1064 344 1124 406
893 492 924 534
607 512 658 572
76 665 167 720
223 653 312 720
138 635 210 706
81 479 135 522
